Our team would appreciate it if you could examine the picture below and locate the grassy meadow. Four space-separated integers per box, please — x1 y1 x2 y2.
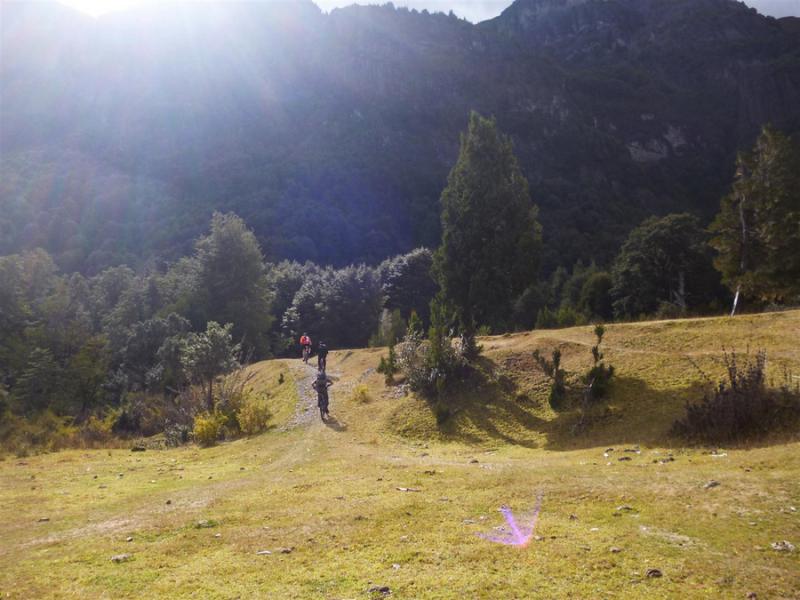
1 311 799 599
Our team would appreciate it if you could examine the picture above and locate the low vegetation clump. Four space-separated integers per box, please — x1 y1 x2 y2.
192 411 227 447
396 327 464 400
78 414 116 447
583 324 614 401
532 348 567 410
236 393 271 436
532 325 615 420
351 384 371 404
0 411 77 456
673 350 800 443
376 341 399 385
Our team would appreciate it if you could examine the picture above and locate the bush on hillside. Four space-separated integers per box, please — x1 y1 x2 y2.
396 329 465 399
377 341 399 385
112 393 167 437
396 330 429 391
532 348 567 410
214 365 257 436
193 412 227 447
583 324 614 401
236 393 271 436
79 415 115 447
672 350 800 443
0 410 78 455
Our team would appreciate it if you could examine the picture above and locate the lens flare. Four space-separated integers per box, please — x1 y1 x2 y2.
477 492 543 547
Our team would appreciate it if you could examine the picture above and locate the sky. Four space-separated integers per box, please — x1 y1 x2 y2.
58 0 800 22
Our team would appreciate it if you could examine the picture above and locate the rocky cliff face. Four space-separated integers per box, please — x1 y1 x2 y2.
1 0 799 272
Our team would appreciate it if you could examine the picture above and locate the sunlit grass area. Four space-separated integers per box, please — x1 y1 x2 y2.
2 311 799 599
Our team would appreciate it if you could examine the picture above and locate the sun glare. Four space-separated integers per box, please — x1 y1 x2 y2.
58 0 149 17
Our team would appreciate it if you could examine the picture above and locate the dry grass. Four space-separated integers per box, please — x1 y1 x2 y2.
1 311 799 599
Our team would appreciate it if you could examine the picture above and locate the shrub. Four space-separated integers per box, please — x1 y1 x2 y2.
112 393 166 437
352 384 371 404
163 386 206 441
407 310 423 336
533 348 567 410
396 328 465 399
193 412 227 447
0 410 78 454
164 423 192 447
584 324 614 401
236 393 271 436
80 415 114 447
215 366 257 436
476 325 492 337
673 350 800 443
397 329 429 391
377 342 399 385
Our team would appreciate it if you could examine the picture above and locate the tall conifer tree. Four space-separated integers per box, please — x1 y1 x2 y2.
710 126 800 314
434 112 541 353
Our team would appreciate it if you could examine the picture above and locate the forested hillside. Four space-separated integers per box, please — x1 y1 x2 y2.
2 0 800 273
2 0 800 449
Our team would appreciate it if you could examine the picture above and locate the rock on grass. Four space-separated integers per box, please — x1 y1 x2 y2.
646 568 662 578
195 519 218 529
111 554 132 563
771 540 795 552
368 585 391 596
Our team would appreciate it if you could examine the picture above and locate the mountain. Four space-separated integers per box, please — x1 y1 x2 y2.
1 0 799 274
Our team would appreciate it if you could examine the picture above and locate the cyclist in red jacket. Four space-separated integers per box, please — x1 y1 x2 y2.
299 333 312 363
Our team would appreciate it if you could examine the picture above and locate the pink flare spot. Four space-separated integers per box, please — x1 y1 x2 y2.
477 493 543 546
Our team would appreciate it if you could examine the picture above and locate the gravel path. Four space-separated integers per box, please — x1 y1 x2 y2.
282 362 342 430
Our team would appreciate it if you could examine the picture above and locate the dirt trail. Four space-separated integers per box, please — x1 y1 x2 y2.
283 361 341 430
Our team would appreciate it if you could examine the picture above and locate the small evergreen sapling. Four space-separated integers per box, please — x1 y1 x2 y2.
377 341 399 385
584 324 614 401
533 348 567 409
407 310 423 337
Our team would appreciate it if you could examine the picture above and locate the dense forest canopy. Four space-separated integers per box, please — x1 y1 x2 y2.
2 0 800 275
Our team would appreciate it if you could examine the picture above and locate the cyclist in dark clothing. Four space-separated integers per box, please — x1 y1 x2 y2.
312 370 333 420
317 341 329 373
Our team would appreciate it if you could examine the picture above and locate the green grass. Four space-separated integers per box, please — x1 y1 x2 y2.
243 360 298 430
1 312 799 598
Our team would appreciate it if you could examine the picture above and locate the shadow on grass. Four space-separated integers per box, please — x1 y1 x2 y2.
434 357 546 449
324 416 348 432
540 375 694 451
546 383 800 451
411 355 800 451
430 357 693 450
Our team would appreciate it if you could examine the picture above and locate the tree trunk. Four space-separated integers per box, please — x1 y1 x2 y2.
674 270 687 312
732 189 749 317
207 378 214 412
730 284 741 317
459 318 479 361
